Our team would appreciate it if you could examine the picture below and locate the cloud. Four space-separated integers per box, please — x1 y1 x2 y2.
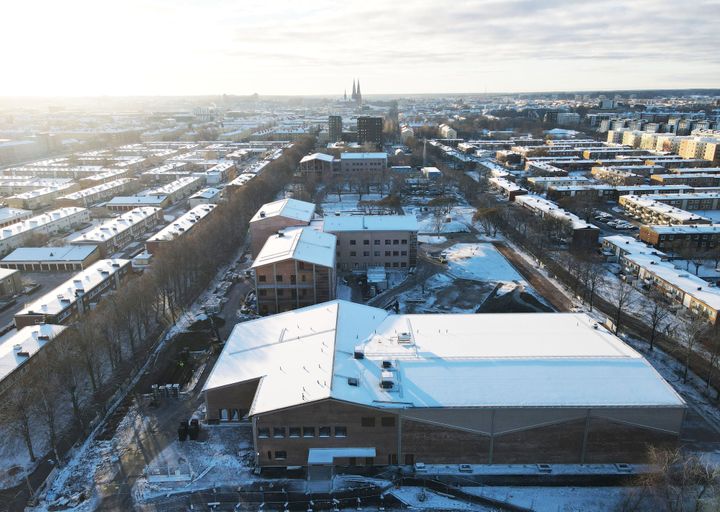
0 0 718 95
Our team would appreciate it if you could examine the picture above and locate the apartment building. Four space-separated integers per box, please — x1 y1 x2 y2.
639 224 720 251
188 187 222 207
249 198 316 258
515 195 600 251
618 195 711 225
15 259 130 328
323 215 419 272
204 300 684 469
145 204 217 255
6 183 81 210
298 153 337 181
252 227 336 315
0 207 90 256
0 208 32 228
55 178 137 207
71 207 163 256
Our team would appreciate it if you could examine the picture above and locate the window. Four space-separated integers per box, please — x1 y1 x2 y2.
363 240 370 245
259 289 267 297
277 289 284 297
401 240 408 245
374 251 380 257
276 275 283 282
303 426 315 437
381 416 395 427
275 451 287 460
350 251 356 257
401 251 407 256
393 251 399 256
319 426 331 437
334 426 347 437
374 240 380 245
393 240 399 245
385 240 391 245
363 251 370 257
385 251 391 256
393 262 399 267
301 274 307 282
361 417 375 427
289 427 301 438
290 275 296 284
350 240 357 245
267 451 272 460
365 457 374 465
258 428 270 438
273 427 286 438
401 262 407 267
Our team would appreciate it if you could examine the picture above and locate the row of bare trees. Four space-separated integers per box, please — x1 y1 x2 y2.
0 135 316 478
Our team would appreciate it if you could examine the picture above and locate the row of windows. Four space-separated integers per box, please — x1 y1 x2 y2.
258 288 312 298
266 452 415 465
258 426 347 439
345 251 408 257
349 239 408 246
258 274 310 283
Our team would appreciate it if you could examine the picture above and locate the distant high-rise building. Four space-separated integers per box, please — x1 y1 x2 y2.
357 116 383 146
329 115 342 142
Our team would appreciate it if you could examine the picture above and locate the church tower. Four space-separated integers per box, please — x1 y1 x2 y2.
356 79 362 104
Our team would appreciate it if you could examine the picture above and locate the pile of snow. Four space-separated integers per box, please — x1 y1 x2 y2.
418 235 447 244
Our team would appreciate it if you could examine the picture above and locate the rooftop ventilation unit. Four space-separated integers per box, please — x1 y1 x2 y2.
397 332 412 343
380 370 395 389
382 360 392 369
348 377 359 387
353 346 364 359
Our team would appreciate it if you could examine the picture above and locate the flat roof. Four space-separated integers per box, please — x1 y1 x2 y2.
0 208 88 241
323 215 419 233
106 195 167 206
252 226 336 268
189 187 221 200
0 208 31 223
250 198 315 223
340 152 388 160
205 301 685 416
2 245 98 263
71 207 161 243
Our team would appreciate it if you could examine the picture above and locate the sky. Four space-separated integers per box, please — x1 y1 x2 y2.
2 0 719 97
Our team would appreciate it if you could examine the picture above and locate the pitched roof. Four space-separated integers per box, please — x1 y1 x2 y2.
252 226 336 268
250 198 315 223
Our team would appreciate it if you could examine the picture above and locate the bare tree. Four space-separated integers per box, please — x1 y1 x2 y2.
646 290 671 351
1 385 37 462
678 318 710 384
611 279 637 335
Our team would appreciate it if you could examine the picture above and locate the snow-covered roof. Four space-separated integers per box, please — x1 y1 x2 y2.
323 215 419 233
252 226 336 268
0 324 67 384
0 207 88 241
18 259 130 318
189 187 221 200
645 224 720 235
2 245 98 263
301 153 335 163
515 195 598 230
147 204 216 243
106 195 167 206
204 301 685 416
71 207 160 243
0 207 31 224
250 198 315 223
340 152 387 160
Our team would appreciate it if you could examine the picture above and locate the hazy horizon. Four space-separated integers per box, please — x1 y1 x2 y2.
3 0 720 97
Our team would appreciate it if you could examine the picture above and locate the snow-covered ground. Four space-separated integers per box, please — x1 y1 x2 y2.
412 205 475 235
442 243 523 282
418 235 447 244
465 486 632 511
390 487 489 511
321 193 383 214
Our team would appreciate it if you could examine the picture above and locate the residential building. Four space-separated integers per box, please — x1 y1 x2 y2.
515 195 600 251
618 195 711 225
0 268 21 298
203 300 685 469
0 208 32 228
55 178 137 208
71 207 163 256
249 198 316 258
0 207 90 256
438 123 457 139
252 227 336 315
189 187 222 207
299 153 337 181
323 215 418 271
329 115 343 143
145 204 217 254
639 224 720 251
357 117 383 146
14 259 130 328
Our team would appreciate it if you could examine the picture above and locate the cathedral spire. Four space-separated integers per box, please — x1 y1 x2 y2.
351 79 356 100
356 80 362 103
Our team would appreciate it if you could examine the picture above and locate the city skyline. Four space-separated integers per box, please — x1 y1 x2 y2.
2 0 719 97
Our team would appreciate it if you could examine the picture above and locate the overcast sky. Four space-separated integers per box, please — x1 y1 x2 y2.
3 0 719 97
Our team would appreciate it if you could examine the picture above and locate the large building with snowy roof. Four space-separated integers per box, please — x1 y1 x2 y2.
204 300 685 469
249 198 316 258
252 227 336 315
323 215 419 271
